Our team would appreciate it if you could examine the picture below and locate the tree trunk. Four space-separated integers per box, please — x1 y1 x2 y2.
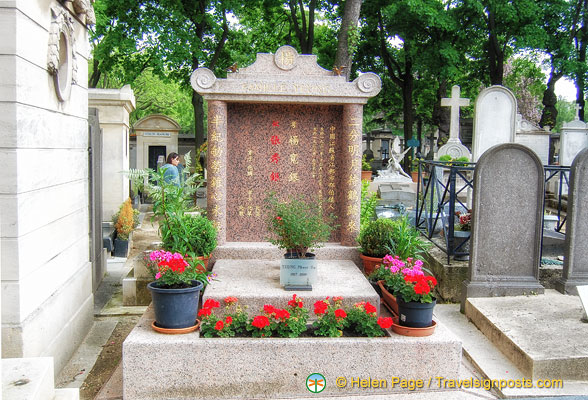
539 68 562 129
333 0 362 81
433 80 450 142
89 58 101 88
487 11 504 85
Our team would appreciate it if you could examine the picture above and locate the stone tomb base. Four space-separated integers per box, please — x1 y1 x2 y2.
464 290 588 380
123 259 463 399
203 259 379 316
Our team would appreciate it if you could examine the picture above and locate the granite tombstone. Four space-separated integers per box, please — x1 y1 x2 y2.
461 143 545 309
556 148 588 295
191 46 381 246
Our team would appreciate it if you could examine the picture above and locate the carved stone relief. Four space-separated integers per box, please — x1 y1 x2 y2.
48 6 77 102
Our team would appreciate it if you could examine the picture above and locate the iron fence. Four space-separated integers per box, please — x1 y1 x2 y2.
414 159 569 264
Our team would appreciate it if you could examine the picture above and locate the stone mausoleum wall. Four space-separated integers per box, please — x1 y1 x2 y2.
0 0 94 375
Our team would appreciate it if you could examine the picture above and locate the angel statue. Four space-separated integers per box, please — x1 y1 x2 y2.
374 137 412 182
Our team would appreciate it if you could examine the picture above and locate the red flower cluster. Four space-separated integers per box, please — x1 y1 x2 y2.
213 315 233 331
263 304 291 321
353 301 377 315
252 315 270 329
199 298 221 318
314 300 329 315
224 296 238 305
334 309 347 320
377 317 393 329
287 294 303 308
158 257 187 274
364 302 377 315
404 275 438 295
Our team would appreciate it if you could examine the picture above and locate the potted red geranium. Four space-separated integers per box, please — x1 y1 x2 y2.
371 255 437 328
146 250 213 331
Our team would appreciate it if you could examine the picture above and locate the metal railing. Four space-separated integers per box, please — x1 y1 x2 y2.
415 160 475 264
414 159 569 264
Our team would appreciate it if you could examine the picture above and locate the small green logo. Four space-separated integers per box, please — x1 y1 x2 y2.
306 373 326 393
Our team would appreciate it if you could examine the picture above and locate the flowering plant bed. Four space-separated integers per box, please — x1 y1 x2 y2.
199 295 393 338
124 305 462 400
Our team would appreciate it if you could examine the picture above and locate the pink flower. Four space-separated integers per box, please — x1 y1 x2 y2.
155 272 162 280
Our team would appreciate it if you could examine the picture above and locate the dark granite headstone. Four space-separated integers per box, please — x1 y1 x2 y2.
556 148 588 294
461 143 545 308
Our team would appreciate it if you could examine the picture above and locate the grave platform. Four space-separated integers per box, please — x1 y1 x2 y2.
123 259 463 399
212 242 362 268
123 305 462 400
464 290 588 380
203 259 378 317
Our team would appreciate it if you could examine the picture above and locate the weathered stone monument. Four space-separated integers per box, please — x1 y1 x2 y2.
462 143 545 308
132 114 181 170
88 85 136 220
472 86 517 161
191 45 380 247
514 114 551 165
1 0 95 384
438 85 471 159
560 104 588 167
556 148 588 294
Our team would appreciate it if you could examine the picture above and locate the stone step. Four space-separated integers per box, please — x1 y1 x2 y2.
464 290 588 381
123 306 462 400
2 357 55 400
434 302 588 398
53 388 80 400
203 259 379 317
212 242 361 266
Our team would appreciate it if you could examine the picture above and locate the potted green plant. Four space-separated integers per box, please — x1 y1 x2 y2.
145 250 212 331
361 154 372 181
266 194 335 258
160 213 217 270
266 194 336 289
357 218 395 275
114 198 134 257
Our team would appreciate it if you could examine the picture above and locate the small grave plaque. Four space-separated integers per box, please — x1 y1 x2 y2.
280 258 317 290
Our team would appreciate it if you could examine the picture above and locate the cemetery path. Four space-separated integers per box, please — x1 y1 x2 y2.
57 207 159 400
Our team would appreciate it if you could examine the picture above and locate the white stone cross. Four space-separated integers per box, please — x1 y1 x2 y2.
575 103 582 121
441 85 470 140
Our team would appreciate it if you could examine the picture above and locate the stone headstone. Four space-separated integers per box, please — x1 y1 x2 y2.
438 85 471 160
560 110 588 167
556 148 588 295
472 86 517 162
515 114 551 165
191 46 381 246
461 144 544 307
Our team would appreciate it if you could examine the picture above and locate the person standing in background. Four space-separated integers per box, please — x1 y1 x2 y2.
161 152 180 186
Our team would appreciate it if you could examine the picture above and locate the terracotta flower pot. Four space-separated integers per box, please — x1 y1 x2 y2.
361 170 372 181
359 254 383 276
377 280 399 316
196 255 210 272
